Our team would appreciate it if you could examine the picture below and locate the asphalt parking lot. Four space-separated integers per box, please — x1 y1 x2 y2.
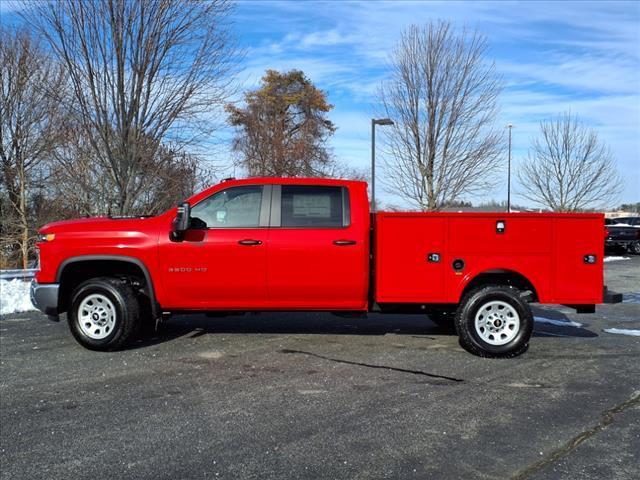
1 257 639 480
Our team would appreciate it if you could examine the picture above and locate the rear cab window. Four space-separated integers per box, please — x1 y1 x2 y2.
279 185 349 228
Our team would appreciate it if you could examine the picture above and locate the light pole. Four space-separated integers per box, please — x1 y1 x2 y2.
507 123 513 213
371 118 394 212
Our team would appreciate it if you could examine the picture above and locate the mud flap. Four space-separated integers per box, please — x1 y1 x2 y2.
603 286 623 304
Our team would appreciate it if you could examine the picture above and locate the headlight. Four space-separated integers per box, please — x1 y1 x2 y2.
37 233 55 242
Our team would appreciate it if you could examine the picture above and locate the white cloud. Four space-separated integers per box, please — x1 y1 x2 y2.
299 29 356 48
0 1 24 14
497 54 639 95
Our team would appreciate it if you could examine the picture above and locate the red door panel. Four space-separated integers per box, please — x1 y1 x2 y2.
157 184 270 309
447 217 552 254
267 229 368 309
553 218 603 303
158 228 268 309
266 184 369 310
375 215 446 302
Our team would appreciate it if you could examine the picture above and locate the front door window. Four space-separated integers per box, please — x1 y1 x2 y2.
191 186 263 228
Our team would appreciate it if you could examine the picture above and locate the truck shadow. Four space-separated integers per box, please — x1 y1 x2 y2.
131 306 597 349
531 305 598 339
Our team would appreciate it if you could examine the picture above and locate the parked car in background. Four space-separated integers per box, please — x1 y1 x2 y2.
609 216 640 227
605 218 640 254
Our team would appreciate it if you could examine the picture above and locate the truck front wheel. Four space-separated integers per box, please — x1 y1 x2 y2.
455 285 533 358
68 277 140 351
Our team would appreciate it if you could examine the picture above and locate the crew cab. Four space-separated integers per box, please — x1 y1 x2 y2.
31 177 621 357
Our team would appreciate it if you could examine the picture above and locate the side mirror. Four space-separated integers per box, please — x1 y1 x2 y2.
171 202 191 241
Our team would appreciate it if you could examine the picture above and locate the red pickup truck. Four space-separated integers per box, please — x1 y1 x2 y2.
31 177 620 357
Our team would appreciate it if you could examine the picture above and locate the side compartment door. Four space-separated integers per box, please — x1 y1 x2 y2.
553 217 603 303
267 185 369 310
158 185 270 309
375 215 446 303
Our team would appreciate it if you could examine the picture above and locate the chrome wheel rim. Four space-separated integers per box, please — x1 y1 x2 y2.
474 300 520 346
78 294 116 340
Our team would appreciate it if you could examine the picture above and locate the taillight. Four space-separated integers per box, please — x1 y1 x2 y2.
604 227 610 239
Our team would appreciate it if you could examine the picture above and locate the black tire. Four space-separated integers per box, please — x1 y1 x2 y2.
455 285 533 358
629 241 640 255
68 277 141 351
428 310 457 334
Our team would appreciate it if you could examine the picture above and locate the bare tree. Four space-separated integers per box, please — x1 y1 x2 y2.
47 121 114 217
0 28 65 268
378 21 504 211
125 145 202 215
46 122 203 217
23 0 237 215
518 112 621 211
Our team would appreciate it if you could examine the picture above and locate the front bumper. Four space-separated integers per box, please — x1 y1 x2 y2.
30 280 60 320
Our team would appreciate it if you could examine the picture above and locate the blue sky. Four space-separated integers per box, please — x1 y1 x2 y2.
231 0 640 207
2 0 638 207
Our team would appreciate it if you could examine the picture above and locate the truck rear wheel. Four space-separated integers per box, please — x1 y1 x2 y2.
455 285 533 358
68 277 140 351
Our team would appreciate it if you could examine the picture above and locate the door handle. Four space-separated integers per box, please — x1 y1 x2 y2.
238 239 262 246
333 239 357 246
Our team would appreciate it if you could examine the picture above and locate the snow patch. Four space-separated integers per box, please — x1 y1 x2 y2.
534 316 583 328
623 293 640 304
604 256 631 263
0 279 35 315
603 328 640 337
505 382 544 388
198 350 224 360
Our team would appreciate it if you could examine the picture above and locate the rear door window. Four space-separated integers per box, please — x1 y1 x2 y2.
280 186 347 227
